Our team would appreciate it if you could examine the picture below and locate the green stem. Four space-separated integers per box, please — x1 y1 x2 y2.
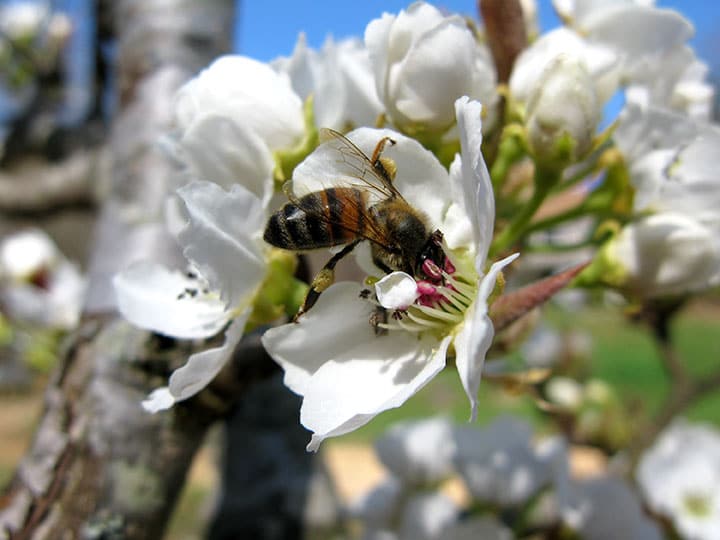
490 167 557 255
490 131 526 190
552 161 598 193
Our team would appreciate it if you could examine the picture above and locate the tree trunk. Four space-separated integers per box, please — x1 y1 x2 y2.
0 1 236 538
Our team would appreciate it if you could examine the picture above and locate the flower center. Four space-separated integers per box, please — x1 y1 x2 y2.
366 255 476 335
682 491 713 518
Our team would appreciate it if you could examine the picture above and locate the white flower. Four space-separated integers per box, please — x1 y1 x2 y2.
510 28 620 106
0 229 57 281
169 55 304 207
638 420 720 540
561 476 662 540
626 47 715 121
452 416 568 506
114 181 268 411
556 0 694 87
174 55 304 152
525 54 601 165
373 417 455 487
273 34 383 131
262 97 518 450
365 2 496 133
0 229 85 330
603 106 720 298
604 213 720 298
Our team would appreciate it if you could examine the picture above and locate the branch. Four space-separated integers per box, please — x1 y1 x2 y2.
628 303 720 466
0 1 239 538
0 148 106 214
478 0 527 84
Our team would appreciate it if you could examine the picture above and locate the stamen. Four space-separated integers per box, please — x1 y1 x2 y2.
413 304 463 323
438 286 472 309
422 259 443 281
404 310 449 328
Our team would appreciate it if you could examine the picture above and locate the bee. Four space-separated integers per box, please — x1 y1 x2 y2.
263 128 446 320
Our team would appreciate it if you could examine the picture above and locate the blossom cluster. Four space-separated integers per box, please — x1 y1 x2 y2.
351 416 662 540
110 0 719 487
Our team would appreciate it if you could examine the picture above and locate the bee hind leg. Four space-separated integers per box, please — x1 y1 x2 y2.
293 240 361 322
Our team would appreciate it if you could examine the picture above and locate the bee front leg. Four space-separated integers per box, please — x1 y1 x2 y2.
293 240 361 322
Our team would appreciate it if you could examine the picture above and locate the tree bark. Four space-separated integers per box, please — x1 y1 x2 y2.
0 1 236 538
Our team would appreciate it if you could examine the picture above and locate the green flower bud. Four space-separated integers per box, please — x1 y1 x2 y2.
526 54 601 169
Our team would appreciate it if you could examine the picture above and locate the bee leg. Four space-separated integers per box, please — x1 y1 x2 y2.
371 136 398 183
293 240 361 322
371 136 396 163
369 305 388 337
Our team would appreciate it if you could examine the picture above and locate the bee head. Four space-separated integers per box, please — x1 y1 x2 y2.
415 229 447 281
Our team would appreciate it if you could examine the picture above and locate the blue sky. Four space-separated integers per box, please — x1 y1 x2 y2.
237 1 720 63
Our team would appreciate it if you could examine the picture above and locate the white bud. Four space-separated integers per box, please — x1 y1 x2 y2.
365 2 496 133
608 213 720 298
526 54 601 166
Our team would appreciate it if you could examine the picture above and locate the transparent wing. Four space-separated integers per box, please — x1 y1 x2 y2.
317 128 404 201
287 128 403 204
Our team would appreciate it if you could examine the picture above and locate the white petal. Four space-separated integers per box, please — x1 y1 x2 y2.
179 114 274 207
611 213 720 297
375 272 419 310
392 20 480 128
510 28 620 104
176 181 266 310
335 38 384 128
364 13 394 98
262 282 451 450
174 55 304 150
142 387 175 413
442 166 475 253
113 261 229 339
615 98 699 162
167 313 247 402
454 97 494 265
454 253 519 421
584 6 693 66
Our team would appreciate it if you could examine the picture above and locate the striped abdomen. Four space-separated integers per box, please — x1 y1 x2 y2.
264 187 369 250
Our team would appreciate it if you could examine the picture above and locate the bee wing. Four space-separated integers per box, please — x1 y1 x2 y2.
287 128 405 203
318 128 404 200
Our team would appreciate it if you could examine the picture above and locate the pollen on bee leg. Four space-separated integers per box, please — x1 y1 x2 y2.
311 268 335 293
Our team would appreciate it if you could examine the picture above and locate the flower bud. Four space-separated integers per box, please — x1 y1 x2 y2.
579 213 720 298
526 54 601 168
365 2 496 134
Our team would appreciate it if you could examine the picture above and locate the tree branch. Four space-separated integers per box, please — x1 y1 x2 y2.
0 148 106 215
